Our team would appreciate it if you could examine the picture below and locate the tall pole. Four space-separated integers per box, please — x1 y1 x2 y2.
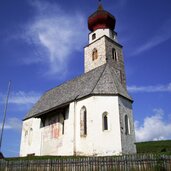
0 81 11 153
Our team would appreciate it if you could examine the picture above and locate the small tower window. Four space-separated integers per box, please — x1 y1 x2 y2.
92 48 98 61
125 115 130 135
112 48 117 61
102 112 108 131
80 106 87 136
92 33 96 40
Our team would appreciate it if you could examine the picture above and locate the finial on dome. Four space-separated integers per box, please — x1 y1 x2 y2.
88 2 116 32
98 0 103 10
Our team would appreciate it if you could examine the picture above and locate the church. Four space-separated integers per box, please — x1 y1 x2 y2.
20 4 136 156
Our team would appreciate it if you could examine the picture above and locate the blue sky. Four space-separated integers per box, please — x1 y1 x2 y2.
0 0 171 157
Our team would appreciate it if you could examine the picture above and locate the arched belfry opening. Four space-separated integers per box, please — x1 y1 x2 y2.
92 48 98 61
112 48 117 61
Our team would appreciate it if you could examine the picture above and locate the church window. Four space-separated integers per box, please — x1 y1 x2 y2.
102 112 108 131
125 115 130 135
92 33 96 40
112 48 117 61
80 106 87 136
92 48 98 61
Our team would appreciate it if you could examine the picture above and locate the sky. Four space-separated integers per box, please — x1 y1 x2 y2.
0 0 171 157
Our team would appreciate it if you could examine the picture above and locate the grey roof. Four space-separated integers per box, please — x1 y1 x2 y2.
24 62 132 120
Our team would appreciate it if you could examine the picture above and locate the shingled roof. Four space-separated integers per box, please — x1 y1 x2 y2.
24 61 132 120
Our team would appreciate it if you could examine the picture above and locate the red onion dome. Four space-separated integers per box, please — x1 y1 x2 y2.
88 4 116 32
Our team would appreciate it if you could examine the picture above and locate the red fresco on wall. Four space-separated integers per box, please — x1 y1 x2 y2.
51 123 60 139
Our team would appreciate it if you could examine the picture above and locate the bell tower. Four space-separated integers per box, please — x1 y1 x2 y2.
84 4 126 88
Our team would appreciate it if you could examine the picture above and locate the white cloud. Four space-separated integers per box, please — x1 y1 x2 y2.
22 0 87 77
0 91 40 105
131 18 171 56
135 108 171 142
0 117 22 131
127 83 171 93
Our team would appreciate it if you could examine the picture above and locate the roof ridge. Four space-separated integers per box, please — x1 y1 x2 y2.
89 63 107 94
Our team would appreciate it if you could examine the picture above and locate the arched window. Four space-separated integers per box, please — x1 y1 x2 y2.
80 106 87 136
112 48 117 61
125 115 130 135
92 48 98 61
102 112 108 131
92 33 96 40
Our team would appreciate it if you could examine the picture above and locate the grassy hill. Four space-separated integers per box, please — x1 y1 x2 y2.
136 140 171 154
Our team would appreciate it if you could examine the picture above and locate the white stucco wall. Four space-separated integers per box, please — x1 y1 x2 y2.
20 118 42 156
20 104 75 156
74 96 122 156
40 104 75 156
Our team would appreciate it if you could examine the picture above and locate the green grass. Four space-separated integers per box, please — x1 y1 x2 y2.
136 140 171 154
